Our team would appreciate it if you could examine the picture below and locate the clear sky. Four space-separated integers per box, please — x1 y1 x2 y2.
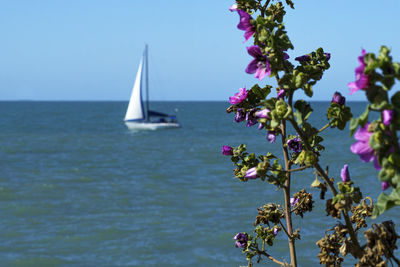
1 0 399 101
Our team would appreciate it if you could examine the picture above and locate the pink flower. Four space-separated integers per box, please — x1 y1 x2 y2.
236 10 255 42
290 197 298 206
382 109 394 126
277 89 286 99
245 45 270 81
229 4 238 12
348 49 369 94
229 87 248 104
222 145 233 156
382 181 389 191
350 123 380 169
245 167 258 179
332 91 346 106
255 109 270 119
340 164 350 182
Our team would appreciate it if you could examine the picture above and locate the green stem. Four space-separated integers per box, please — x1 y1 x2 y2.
318 123 331 133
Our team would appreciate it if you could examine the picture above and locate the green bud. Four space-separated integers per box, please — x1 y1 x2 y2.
275 99 288 118
304 151 317 166
295 72 308 88
294 150 306 165
311 177 322 188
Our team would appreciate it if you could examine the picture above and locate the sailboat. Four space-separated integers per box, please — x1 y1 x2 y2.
124 45 180 130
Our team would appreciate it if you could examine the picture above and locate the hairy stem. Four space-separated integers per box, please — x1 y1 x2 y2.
289 117 363 257
281 119 297 267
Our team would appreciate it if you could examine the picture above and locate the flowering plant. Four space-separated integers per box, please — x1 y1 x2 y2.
223 1 400 266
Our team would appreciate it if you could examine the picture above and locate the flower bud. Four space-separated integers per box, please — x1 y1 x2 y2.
340 164 350 182
295 55 310 63
275 100 288 118
287 138 302 153
245 167 258 179
273 227 279 235
304 151 317 166
290 197 298 206
255 109 270 119
382 109 394 126
229 4 237 12
222 145 233 156
234 108 246 122
382 181 389 191
325 53 331 61
331 91 346 106
234 233 248 248
277 89 286 99
266 131 276 143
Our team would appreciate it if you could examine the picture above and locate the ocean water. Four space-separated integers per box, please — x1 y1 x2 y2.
0 101 398 267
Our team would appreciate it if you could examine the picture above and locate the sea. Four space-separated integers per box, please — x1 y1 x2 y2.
0 101 398 267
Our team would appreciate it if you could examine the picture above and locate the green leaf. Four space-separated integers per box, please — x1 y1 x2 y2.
358 107 370 126
372 187 400 218
391 91 400 108
349 118 359 136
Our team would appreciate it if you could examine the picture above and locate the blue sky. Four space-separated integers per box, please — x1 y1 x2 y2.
0 0 399 101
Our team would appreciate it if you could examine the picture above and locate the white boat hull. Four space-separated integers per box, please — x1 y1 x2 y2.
125 121 180 130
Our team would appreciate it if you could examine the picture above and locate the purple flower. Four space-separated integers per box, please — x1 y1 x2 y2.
245 167 258 179
234 108 246 122
258 123 264 130
348 49 369 95
229 87 248 104
290 197 298 206
283 52 290 60
273 227 279 235
382 109 394 126
277 89 286 99
382 181 389 191
332 91 346 106
325 53 331 61
287 138 302 153
222 145 233 156
295 54 310 63
246 109 258 127
340 164 350 182
245 45 270 81
229 4 238 12
234 233 248 248
237 10 255 42
255 109 270 119
266 131 276 143
350 123 380 170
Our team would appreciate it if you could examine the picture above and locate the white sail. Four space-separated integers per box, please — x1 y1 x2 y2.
124 58 144 121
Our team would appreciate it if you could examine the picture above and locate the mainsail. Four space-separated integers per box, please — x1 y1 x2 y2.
124 58 144 121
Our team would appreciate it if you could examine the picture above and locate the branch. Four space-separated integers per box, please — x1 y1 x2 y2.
288 117 363 257
279 220 292 239
318 122 331 133
257 249 286 266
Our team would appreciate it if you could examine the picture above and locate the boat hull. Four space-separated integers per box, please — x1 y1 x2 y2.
124 121 180 130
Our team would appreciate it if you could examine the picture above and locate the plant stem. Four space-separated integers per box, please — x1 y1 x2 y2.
257 250 286 266
279 220 291 239
281 118 298 267
289 117 363 257
318 123 331 133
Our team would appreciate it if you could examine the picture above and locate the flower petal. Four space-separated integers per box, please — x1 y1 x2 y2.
245 59 259 74
246 45 263 58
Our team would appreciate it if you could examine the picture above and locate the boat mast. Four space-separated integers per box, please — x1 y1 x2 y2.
145 44 150 122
